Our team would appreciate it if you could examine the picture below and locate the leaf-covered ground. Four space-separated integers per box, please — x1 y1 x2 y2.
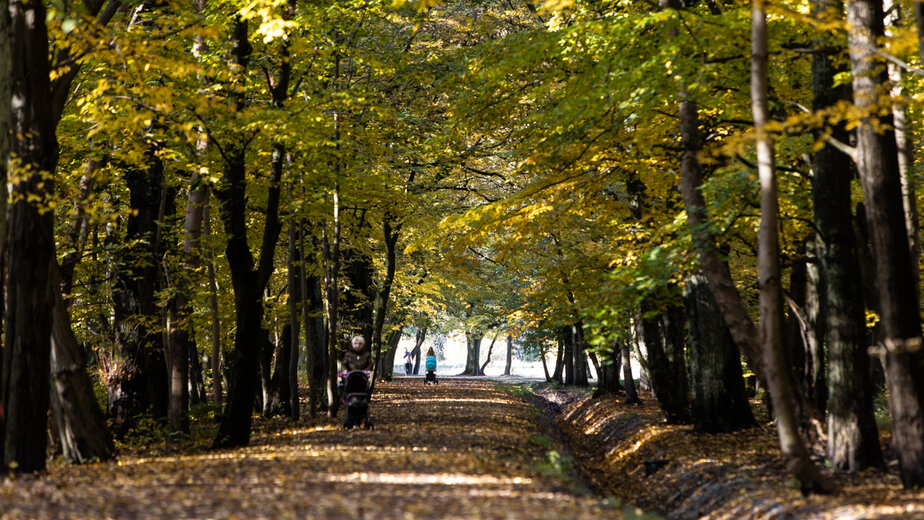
0 379 645 519
541 386 924 520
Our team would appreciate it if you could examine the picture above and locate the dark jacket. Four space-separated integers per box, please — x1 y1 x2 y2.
342 348 372 372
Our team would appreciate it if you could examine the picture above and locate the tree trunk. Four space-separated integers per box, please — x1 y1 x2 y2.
371 219 401 385
381 329 402 380
265 325 292 417
212 14 285 447
411 327 426 375
189 336 206 405
463 331 484 376
805 241 828 415
753 2 834 493
678 100 765 383
784 245 809 393
323 214 342 418
166 175 208 433
504 335 513 376
848 0 924 487
303 248 326 417
638 303 690 423
204 196 223 406
685 275 755 432
2 0 57 472
592 342 623 397
212 135 283 445
59 170 95 296
572 324 589 387
109 155 170 428
0 0 8 412
552 335 564 383
480 331 501 374
562 326 574 385
885 1 920 291
287 210 300 421
300 223 325 418
323 49 344 417
621 342 640 404
50 270 116 463
811 1 884 471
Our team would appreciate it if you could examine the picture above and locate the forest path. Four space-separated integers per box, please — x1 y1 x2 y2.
1 379 635 519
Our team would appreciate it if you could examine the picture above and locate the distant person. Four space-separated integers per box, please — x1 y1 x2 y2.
425 347 437 384
342 335 372 373
403 348 413 375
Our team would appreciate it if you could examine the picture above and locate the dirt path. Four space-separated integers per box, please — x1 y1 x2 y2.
0 379 635 519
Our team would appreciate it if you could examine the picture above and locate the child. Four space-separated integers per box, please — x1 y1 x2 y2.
425 347 437 384
403 348 413 375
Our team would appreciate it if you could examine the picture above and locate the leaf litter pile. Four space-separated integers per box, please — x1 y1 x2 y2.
7 379 923 519
0 379 643 519
538 385 924 520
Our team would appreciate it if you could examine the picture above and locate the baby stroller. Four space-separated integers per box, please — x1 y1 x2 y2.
341 370 373 429
424 352 438 385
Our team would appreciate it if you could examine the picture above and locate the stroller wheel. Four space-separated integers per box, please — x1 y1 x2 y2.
363 419 374 430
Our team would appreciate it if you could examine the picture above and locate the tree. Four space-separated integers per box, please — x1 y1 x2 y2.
811 0 883 472
846 0 924 487
210 16 285 448
2 0 57 471
753 0 833 493
638 300 690 423
685 275 755 432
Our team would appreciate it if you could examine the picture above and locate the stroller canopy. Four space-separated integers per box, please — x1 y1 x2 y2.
344 370 370 395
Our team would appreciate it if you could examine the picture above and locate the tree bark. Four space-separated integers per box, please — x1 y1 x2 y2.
382 328 402 380
211 14 286 447
109 152 169 428
265 325 291 417
411 327 426 375
287 210 300 421
638 303 690 423
784 246 809 392
50 267 116 463
300 224 324 418
805 241 828 415
2 0 57 472
462 331 484 376
480 331 501 374
552 335 564 383
621 341 640 404
853 0 924 481
541 346 552 382
504 335 513 376
753 1 834 493
572 323 589 387
811 0 884 471
678 98 766 387
323 210 342 417
0 0 10 460
685 275 755 432
166 175 208 433
204 195 222 405
562 326 574 385
0 0 8 251
371 219 401 385
847 0 924 487
189 336 206 405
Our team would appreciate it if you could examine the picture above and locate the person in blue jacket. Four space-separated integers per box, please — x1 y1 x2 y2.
425 347 437 384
